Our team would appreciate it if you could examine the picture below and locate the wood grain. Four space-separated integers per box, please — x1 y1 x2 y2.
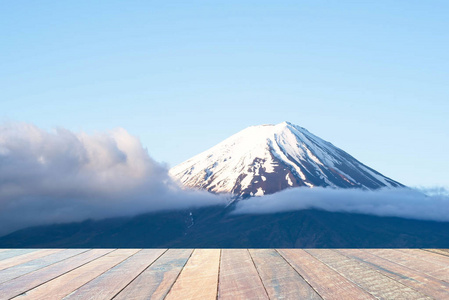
0 250 37 262
0 249 63 271
63 249 166 300
218 249 268 300
278 249 374 300
12 249 139 300
0 249 113 299
369 249 449 282
424 249 449 257
337 249 449 299
114 249 193 300
165 249 220 300
0 248 447 299
398 249 449 267
306 249 431 300
249 249 321 299
0 249 88 284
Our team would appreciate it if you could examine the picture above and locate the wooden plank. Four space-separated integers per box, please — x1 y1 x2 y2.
0 249 88 284
249 249 321 299
0 250 37 261
278 249 374 300
0 249 113 299
217 249 268 300
165 249 220 300
398 249 449 267
63 249 166 300
114 249 193 300
1 248 447 300
0 249 63 271
12 249 139 300
306 249 432 300
370 249 449 282
424 249 449 257
338 249 449 299
373 249 449 270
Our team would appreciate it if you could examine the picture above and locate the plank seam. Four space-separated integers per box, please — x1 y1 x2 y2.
11 249 117 299
163 248 196 300
110 249 169 300
54 249 142 299
422 249 449 258
0 250 62 272
0 249 68 273
0 249 90 285
422 249 449 256
215 249 221 300
247 249 271 300
374 249 449 282
0 250 39 262
306 249 381 294
334 249 445 300
62 249 147 299
401 249 449 268
0 250 42 267
310 249 431 299
275 250 324 300
352 249 449 285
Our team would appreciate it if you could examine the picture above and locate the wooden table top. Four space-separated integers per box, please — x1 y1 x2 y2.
0 249 448 299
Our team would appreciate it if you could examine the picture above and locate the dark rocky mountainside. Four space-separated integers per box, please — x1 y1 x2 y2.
2 205 448 248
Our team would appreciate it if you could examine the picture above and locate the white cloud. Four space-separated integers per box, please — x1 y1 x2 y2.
1 122 447 237
233 186 449 222
0 122 226 235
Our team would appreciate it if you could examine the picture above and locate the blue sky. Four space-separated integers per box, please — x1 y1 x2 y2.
1 1 448 188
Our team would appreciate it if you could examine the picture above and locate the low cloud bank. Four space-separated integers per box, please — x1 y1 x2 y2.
234 187 449 222
0 123 226 236
1 122 448 236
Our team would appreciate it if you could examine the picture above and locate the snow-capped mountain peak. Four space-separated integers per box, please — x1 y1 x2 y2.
169 122 403 197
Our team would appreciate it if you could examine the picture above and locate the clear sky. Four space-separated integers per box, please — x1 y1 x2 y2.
1 1 448 188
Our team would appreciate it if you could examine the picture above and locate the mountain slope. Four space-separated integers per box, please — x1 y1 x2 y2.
170 122 403 196
2 207 449 248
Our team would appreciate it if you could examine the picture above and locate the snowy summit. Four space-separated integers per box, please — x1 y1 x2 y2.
170 122 403 197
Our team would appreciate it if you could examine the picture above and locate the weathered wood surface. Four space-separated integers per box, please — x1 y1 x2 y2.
249 249 321 300
0 249 448 300
369 249 449 282
306 249 432 299
337 249 449 299
278 249 374 300
0 249 88 285
0 249 112 299
0 250 37 262
218 249 268 300
14 249 138 300
0 249 63 271
64 249 165 300
425 249 449 257
114 249 193 300
165 249 220 300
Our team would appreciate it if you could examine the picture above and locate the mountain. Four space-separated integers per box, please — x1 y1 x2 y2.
2 206 449 248
170 122 403 197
